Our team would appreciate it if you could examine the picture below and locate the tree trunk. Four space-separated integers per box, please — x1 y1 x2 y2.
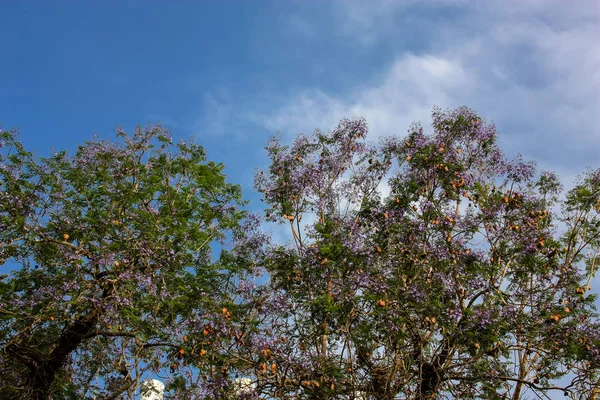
419 362 440 399
418 345 449 399
28 311 98 399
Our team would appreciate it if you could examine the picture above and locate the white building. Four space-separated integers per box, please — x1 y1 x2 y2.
140 379 165 400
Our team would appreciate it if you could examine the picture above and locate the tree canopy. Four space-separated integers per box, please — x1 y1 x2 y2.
1 107 600 399
0 126 263 399
253 106 600 399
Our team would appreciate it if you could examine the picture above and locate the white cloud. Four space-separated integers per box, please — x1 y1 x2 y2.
248 53 468 140
195 0 599 197
333 0 469 46
245 0 599 180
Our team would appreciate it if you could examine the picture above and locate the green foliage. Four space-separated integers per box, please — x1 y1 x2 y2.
0 126 260 399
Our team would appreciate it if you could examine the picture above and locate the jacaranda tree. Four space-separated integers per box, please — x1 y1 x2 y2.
253 106 600 399
0 126 265 399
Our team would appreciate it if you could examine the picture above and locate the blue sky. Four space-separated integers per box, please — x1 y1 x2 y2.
2 0 599 201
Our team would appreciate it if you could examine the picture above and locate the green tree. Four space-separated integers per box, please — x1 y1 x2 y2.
0 125 263 399
252 107 600 399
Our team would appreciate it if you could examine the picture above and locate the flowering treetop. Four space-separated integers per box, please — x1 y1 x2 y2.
251 106 600 399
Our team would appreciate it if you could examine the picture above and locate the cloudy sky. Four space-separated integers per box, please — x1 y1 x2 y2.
1 0 599 208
